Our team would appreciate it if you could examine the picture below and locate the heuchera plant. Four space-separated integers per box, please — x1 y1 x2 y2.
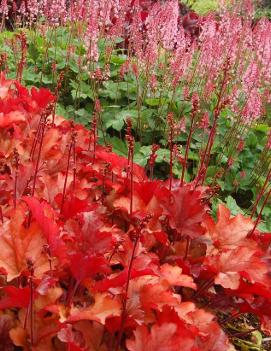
0 75 271 350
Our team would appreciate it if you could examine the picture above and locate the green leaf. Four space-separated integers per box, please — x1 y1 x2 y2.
145 97 168 106
225 196 244 216
110 55 127 65
107 136 127 157
28 43 40 62
252 123 270 133
104 109 138 131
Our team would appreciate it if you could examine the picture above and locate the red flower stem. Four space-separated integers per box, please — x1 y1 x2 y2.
13 169 18 209
231 328 258 338
72 139 76 192
60 140 73 214
184 237 190 259
30 118 42 161
193 278 214 298
67 280 80 306
29 274 34 346
115 234 140 351
195 59 229 186
169 138 173 192
250 167 271 218
91 113 97 163
23 307 29 332
221 312 242 325
199 117 218 184
0 206 3 223
31 117 46 197
249 186 271 237
130 151 134 216
181 116 195 187
167 113 174 191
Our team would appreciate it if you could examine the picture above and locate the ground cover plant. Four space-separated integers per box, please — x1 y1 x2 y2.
0 0 271 350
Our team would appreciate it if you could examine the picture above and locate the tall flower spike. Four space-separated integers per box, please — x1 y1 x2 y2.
148 144 159 180
167 112 174 191
181 93 199 187
16 31 27 82
60 123 77 214
115 213 152 351
52 70 65 125
125 118 135 214
12 148 19 209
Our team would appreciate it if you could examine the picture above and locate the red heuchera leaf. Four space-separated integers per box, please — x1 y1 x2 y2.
203 204 254 249
68 343 85 351
204 246 271 290
23 196 67 263
55 194 89 220
70 253 110 283
113 180 163 216
0 286 30 309
95 268 157 292
30 87 55 110
159 185 208 239
77 210 115 255
96 149 146 181
225 280 271 300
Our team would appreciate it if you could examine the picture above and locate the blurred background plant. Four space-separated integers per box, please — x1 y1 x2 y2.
255 0 271 19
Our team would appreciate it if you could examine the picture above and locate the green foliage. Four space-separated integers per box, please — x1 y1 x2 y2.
182 0 219 14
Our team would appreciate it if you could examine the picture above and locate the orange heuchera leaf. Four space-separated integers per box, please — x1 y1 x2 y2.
126 322 197 351
0 110 26 129
203 204 254 249
182 308 235 351
0 205 50 281
160 263 196 290
68 293 121 324
23 196 67 263
204 246 271 290
0 73 13 99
